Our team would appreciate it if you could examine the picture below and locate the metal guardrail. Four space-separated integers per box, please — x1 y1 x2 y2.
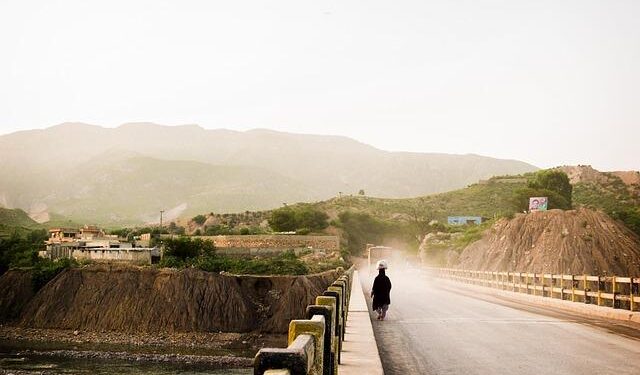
433 268 640 312
254 266 355 375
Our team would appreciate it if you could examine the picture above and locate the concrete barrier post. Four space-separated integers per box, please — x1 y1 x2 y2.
254 334 315 375
322 289 343 364
327 285 345 341
571 275 576 302
306 305 334 375
288 316 325 375
316 296 338 375
333 279 348 321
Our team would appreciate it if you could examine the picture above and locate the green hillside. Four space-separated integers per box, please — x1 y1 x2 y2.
316 175 530 223
303 169 640 254
314 169 639 229
572 176 640 235
0 208 43 238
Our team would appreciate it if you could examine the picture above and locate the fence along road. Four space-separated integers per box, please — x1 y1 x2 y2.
362 266 640 375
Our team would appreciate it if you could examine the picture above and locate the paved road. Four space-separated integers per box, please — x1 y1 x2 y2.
362 268 640 375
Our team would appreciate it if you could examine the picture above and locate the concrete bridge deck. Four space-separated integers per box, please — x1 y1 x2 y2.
362 267 640 375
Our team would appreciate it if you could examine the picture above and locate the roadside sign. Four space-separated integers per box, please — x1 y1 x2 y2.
529 197 548 212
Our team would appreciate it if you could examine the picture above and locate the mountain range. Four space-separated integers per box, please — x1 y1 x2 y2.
0 123 537 226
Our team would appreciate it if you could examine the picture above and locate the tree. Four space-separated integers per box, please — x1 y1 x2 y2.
269 205 329 232
163 237 215 260
337 211 390 255
528 170 573 206
512 187 571 212
294 206 329 231
407 201 433 244
268 207 297 232
358 189 365 196
192 215 207 225
0 229 48 275
512 170 573 212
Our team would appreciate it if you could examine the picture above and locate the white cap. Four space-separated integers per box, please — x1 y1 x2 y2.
376 260 388 270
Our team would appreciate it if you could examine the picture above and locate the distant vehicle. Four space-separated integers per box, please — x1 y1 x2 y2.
366 245 394 275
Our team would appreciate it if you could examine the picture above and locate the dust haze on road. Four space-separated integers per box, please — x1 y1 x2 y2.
360 259 640 375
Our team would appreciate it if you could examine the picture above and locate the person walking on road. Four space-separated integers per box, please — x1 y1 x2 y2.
371 260 392 320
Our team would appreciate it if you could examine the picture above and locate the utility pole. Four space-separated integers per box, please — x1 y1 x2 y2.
160 210 164 229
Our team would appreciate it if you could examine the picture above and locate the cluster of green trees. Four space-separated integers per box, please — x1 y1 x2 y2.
335 211 392 255
193 224 265 236
0 229 48 274
160 236 309 275
192 215 207 225
268 205 329 233
513 170 573 211
0 229 76 290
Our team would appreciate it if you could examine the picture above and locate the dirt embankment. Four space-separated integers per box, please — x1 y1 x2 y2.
0 265 338 334
456 209 640 276
0 270 34 322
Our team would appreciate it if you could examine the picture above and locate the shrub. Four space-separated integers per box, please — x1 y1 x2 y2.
512 187 572 212
163 236 215 260
269 205 329 232
611 208 640 237
196 251 309 275
0 229 48 274
336 211 392 255
158 255 185 269
527 170 573 207
268 207 297 231
31 258 77 292
192 215 207 225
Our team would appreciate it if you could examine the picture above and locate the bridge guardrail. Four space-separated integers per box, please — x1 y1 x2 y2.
254 265 355 375
431 268 640 312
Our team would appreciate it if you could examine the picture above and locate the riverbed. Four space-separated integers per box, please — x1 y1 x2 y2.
0 351 251 374
0 327 285 375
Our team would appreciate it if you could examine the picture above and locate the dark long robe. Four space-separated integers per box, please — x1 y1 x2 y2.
371 270 392 310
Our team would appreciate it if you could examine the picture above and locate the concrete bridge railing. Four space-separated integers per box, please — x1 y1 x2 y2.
254 266 355 375
433 268 640 312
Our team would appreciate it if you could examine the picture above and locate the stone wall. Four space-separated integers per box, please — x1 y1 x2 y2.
71 248 156 265
199 235 340 253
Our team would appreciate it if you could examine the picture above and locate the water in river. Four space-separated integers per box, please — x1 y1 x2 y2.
0 352 252 374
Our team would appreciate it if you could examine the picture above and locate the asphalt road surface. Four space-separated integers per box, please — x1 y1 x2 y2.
362 268 640 375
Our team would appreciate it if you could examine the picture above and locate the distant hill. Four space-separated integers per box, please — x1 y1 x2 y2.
0 123 537 226
0 208 42 238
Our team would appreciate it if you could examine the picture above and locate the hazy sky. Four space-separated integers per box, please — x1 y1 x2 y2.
1 0 639 170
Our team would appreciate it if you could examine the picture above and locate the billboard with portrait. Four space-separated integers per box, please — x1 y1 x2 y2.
529 197 548 212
